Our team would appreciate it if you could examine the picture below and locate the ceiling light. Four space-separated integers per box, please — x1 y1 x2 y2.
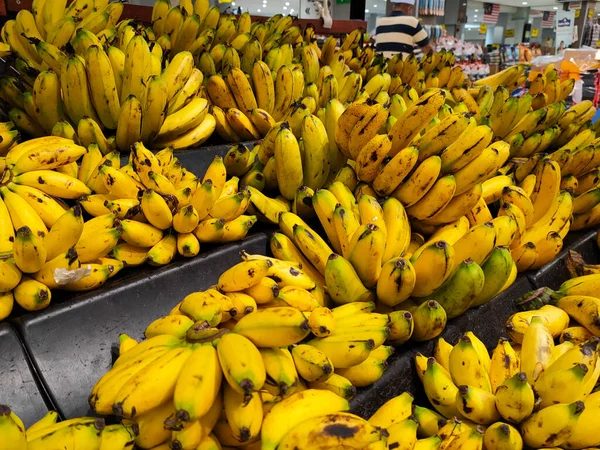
285 2 290 5
522 2 527 4
462 3 466 5
553 6 558 9
231 1 235 4
474 9 478 12
257 8 262 12
373 4 377 7
474 15 477 17
283 6 287 9
290 9 294 12
365 8 370 12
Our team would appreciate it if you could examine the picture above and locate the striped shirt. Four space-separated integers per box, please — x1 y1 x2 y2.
375 11 430 59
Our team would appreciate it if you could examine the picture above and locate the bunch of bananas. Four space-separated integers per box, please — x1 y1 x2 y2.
87 250 425 449
385 49 466 96
0 404 138 450
0 29 217 150
474 63 528 90
529 63 576 109
412 317 600 449
0 138 257 320
514 268 600 340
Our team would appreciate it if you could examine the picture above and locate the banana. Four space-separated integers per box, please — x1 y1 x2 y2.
348 223 386 288
75 224 121 263
171 344 222 425
84 45 121 130
1 185 48 238
32 70 66 134
13 225 46 273
455 384 500 425
372 145 419 197
407 174 457 221
521 401 585 449
411 300 447 342
421 357 461 419
33 248 80 289
449 334 492 392
60 55 100 126
141 75 168 144
516 315 554 385
116 94 143 151
452 221 497 268
471 246 514 307
110 346 193 419
410 240 455 298
13 169 91 199
389 90 446 156
261 389 350 450
273 123 303 201
0 192 13 253
154 97 209 143
234 306 310 347
273 66 295 120
347 102 389 159
483 422 524 450
415 112 472 162
301 114 330 190
553 294 600 336
427 258 485 319
325 253 375 305
9 107 44 138
291 344 334 382
216 332 265 396
427 216 470 247
441 124 494 173
376 257 415 307
251 60 275 114
425 183 484 226
393 155 442 207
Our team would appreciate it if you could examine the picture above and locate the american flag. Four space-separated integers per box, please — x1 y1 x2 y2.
542 11 556 28
483 3 500 23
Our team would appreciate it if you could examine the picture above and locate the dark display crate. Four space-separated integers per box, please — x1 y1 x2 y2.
15 234 268 419
0 323 52 427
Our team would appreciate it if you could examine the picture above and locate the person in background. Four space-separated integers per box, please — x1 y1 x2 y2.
375 0 433 59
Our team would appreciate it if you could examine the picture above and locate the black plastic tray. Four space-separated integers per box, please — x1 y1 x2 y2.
350 275 534 418
529 229 600 290
0 323 52 427
16 234 269 419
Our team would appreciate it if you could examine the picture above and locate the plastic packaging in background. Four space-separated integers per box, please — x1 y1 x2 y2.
530 54 564 73
531 49 600 74
572 78 584 103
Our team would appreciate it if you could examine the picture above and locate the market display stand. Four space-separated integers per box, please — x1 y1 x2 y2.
0 141 598 422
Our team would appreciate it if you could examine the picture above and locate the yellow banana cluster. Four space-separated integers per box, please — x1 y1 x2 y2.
385 48 466 95
86 251 412 449
0 137 257 319
414 321 600 449
0 405 137 450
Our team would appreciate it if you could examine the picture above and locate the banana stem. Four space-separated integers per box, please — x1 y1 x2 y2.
514 286 558 311
566 250 586 278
